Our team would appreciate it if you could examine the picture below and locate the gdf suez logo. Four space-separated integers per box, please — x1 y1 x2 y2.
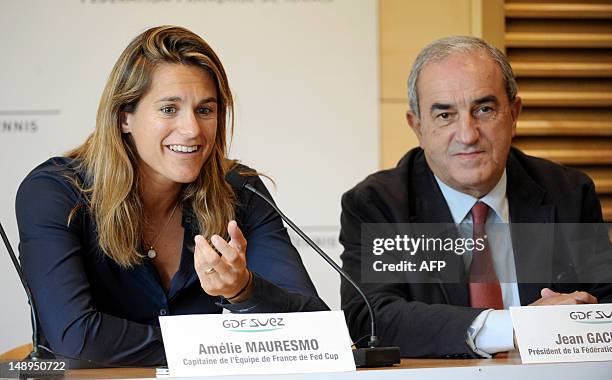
569 310 612 323
222 317 286 332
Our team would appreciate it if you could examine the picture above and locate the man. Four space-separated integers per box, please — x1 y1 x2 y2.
340 36 611 358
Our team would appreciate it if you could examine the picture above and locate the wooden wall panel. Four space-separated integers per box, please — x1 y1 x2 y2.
380 103 420 166
517 108 612 136
506 0 612 221
379 0 473 168
380 0 473 101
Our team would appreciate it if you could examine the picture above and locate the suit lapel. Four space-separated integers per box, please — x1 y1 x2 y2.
410 152 454 224
506 151 552 223
409 152 470 306
506 151 556 304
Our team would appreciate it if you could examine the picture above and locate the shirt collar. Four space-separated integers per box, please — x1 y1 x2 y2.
434 170 508 223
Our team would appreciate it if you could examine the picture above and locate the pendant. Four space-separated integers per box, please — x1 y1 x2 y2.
147 249 157 259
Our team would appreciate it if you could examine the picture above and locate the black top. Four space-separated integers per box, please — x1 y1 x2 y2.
16 157 328 367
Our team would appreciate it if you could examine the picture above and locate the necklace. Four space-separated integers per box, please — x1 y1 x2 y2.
146 201 179 259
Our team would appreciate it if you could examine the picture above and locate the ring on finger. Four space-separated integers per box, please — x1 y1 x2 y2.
204 267 216 275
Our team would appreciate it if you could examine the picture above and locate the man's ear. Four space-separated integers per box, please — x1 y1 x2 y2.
510 96 522 138
120 112 131 134
406 110 423 144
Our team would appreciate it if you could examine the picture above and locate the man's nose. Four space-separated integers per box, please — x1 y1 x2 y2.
455 114 479 145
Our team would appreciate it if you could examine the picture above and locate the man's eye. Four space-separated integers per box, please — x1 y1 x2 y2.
477 106 493 114
436 112 450 120
160 106 176 114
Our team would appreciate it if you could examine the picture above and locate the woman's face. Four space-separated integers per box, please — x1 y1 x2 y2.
121 63 218 187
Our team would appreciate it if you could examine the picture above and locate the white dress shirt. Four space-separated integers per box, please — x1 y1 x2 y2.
434 171 518 357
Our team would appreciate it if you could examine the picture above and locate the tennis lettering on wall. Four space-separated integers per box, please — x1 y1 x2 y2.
0 110 60 133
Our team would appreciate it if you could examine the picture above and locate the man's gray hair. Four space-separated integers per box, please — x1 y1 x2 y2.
407 36 517 119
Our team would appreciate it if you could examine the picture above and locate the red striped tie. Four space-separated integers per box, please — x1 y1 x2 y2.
468 201 503 309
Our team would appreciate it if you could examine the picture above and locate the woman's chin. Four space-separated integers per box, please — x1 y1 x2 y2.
160 169 201 185
175 174 200 184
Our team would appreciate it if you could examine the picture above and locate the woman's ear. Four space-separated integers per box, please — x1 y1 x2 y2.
120 112 131 134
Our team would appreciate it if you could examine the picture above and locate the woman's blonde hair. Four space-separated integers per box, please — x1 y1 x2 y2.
66 25 236 267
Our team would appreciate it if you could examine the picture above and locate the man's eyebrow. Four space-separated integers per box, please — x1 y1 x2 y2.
472 95 498 105
430 102 454 114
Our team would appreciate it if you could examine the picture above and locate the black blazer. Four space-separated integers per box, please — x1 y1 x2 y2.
340 147 611 358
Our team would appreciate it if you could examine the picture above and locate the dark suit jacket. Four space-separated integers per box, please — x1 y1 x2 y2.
340 147 612 358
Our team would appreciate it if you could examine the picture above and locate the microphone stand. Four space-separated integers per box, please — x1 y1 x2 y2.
239 181 400 367
0 222 43 361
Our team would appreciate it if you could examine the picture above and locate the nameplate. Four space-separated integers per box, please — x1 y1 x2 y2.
159 310 356 377
510 304 612 364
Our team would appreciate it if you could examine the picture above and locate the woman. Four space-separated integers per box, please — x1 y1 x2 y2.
15 25 327 367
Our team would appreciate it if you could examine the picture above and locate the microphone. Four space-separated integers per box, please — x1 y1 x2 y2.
0 221 43 360
226 171 400 367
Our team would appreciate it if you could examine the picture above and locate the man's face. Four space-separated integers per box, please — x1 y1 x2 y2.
407 51 521 198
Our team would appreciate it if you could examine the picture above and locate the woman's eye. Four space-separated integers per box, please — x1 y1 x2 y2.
198 107 212 115
160 106 176 114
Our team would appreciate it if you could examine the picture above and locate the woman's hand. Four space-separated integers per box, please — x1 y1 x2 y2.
194 220 253 302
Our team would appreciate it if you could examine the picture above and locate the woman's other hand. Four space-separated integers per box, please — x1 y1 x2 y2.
194 220 253 302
